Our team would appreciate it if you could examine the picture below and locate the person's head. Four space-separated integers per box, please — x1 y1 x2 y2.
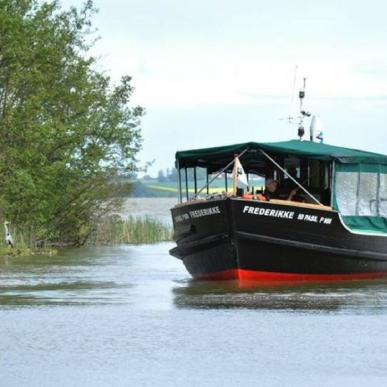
266 179 278 193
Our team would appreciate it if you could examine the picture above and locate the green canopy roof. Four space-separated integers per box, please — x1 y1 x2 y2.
176 140 387 172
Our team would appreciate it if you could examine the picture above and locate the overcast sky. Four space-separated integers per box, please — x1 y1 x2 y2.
63 0 387 176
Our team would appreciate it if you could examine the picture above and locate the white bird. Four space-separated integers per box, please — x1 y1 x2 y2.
4 221 14 248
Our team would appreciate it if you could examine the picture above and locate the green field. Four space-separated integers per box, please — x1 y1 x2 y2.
134 178 265 197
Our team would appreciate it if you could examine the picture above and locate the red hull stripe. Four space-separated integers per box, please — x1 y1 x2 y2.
197 269 387 282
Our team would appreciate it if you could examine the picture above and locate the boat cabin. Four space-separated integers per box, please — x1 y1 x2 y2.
175 140 387 235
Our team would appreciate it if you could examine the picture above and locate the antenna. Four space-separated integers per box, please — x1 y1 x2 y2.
297 77 311 141
281 71 320 142
289 65 298 115
280 66 300 124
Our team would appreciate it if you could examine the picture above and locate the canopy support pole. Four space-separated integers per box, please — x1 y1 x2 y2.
330 161 335 207
225 172 228 192
376 172 381 217
194 167 197 194
177 160 182 203
232 157 238 196
259 149 323 206
185 167 189 201
193 148 249 199
206 170 209 195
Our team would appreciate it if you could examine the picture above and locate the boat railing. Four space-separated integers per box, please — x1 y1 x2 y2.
173 192 333 212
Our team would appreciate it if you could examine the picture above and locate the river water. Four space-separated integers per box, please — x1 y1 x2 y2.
1 199 387 387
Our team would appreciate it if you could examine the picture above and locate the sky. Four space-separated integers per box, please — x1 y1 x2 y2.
63 0 387 176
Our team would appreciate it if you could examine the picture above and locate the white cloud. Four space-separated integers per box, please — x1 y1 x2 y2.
61 0 387 176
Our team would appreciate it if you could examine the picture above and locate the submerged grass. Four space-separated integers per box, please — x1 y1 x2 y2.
0 245 57 257
89 215 173 245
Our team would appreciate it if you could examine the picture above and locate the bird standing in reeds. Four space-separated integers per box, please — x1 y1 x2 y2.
4 221 14 248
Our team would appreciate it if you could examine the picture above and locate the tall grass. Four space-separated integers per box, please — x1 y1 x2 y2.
89 216 173 245
0 222 57 256
0 216 172 255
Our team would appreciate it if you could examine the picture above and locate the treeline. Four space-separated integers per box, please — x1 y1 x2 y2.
0 1 143 246
157 168 178 183
156 167 207 183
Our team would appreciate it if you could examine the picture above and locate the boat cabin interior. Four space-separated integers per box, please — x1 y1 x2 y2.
177 153 332 207
175 140 387 234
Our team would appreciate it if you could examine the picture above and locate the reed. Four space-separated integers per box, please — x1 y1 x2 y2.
89 216 173 245
0 216 172 254
0 223 57 256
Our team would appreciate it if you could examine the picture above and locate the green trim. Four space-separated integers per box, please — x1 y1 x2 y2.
342 216 387 234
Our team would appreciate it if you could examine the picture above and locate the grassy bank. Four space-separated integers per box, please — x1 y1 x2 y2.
0 215 172 256
0 224 57 257
89 216 173 245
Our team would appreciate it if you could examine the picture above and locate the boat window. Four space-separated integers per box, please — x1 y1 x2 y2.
195 167 209 195
335 169 387 217
358 173 378 216
380 173 387 217
335 172 358 215
283 157 300 179
243 173 260 193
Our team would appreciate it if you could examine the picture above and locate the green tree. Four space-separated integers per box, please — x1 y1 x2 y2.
0 0 144 245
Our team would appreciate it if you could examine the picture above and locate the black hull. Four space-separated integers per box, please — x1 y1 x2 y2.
170 198 387 281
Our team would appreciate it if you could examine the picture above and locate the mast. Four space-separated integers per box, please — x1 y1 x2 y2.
297 77 311 141
284 73 325 142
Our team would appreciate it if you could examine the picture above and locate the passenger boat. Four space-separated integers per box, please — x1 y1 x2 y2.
170 87 387 282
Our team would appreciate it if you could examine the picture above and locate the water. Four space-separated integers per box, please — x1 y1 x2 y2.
120 197 176 224
1 197 387 386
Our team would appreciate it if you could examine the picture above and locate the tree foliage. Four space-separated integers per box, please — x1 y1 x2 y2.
0 0 144 244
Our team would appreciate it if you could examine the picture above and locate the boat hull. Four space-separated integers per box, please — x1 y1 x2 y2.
170 198 387 282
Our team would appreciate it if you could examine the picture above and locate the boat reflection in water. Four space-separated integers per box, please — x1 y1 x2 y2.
173 276 387 312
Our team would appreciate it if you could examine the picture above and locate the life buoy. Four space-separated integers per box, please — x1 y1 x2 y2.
242 193 267 201
242 194 254 200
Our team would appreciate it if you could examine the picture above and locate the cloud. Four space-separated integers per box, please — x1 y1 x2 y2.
61 0 387 176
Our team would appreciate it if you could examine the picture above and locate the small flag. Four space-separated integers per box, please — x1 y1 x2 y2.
233 157 248 187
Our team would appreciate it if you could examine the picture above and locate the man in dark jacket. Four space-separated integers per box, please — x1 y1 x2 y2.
261 178 299 201
262 179 280 200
